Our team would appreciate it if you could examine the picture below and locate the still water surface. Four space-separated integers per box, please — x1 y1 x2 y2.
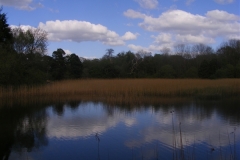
0 100 240 160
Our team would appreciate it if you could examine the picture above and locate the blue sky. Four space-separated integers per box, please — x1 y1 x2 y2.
1 0 240 58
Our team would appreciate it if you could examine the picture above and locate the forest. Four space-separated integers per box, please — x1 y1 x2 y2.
1 8 240 86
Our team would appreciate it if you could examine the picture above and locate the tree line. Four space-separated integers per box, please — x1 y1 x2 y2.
0 8 240 86
82 41 240 79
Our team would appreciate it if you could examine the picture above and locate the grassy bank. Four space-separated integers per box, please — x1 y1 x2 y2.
0 79 240 106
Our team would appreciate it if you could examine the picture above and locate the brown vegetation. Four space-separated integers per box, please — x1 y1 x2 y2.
0 79 240 106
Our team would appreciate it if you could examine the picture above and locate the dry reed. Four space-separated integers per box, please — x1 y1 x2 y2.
0 79 240 106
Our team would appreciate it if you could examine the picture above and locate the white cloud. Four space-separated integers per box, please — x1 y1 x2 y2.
128 33 215 53
83 56 98 60
125 9 240 37
47 115 121 139
128 44 149 52
149 44 172 53
214 0 234 4
227 34 240 39
122 32 139 40
135 0 158 9
123 9 146 19
128 43 173 52
10 25 36 31
47 104 138 139
206 10 240 21
175 34 215 44
124 118 137 127
125 108 240 149
12 21 139 47
143 33 174 52
151 33 172 44
63 49 72 55
137 10 207 34
0 0 43 10
148 33 174 52
39 20 138 46
124 9 240 52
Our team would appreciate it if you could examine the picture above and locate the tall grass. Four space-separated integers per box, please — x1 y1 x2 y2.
0 79 240 106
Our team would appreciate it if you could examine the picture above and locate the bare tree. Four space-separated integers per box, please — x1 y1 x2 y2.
161 47 171 55
129 50 152 75
12 27 48 55
102 48 114 62
135 50 152 59
130 57 141 75
174 44 191 58
219 39 240 51
191 43 214 57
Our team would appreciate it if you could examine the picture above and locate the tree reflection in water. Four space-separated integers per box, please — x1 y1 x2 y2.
0 99 239 160
0 105 48 160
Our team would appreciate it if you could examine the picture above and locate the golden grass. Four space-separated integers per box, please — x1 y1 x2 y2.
0 79 240 106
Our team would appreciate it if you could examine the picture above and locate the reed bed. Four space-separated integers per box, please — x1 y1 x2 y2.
0 79 240 106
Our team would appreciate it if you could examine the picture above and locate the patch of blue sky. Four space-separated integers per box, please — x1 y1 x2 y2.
1 0 239 58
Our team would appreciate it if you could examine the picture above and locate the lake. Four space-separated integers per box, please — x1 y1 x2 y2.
0 100 239 160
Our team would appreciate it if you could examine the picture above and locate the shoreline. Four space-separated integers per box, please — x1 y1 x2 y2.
1 79 240 106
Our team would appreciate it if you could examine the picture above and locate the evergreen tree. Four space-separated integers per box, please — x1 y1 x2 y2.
51 49 67 80
0 7 13 49
66 53 83 79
